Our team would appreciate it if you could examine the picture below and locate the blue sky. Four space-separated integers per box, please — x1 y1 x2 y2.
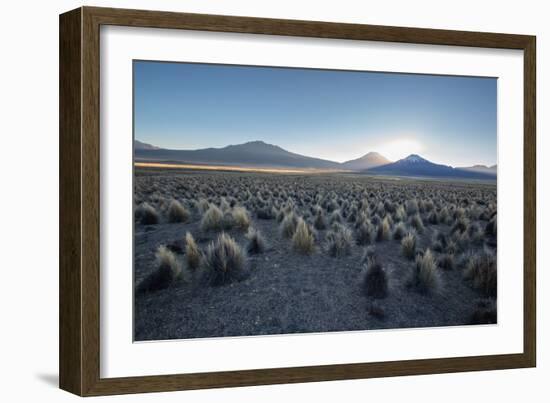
134 61 497 167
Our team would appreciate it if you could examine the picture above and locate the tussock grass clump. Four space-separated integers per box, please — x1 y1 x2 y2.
401 231 417 260
256 205 276 220
446 239 459 255
465 250 497 297
292 218 315 254
411 249 440 294
427 210 439 225
136 202 159 225
185 232 202 270
439 207 451 225
219 197 231 211
137 245 181 293
167 199 190 223
276 209 286 223
468 222 484 245
203 233 247 286
409 213 424 233
221 210 235 230
330 209 343 225
438 253 454 270
486 215 497 237
451 216 469 234
231 206 251 230
393 222 407 240
363 256 388 299
405 199 419 216
197 198 210 214
246 227 266 254
314 210 327 230
394 205 407 222
201 204 224 231
355 221 375 245
376 216 392 241
280 212 298 238
325 224 354 257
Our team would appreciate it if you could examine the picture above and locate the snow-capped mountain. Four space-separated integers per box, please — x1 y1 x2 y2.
368 154 496 179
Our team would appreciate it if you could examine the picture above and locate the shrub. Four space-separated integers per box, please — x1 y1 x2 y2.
446 239 459 255
376 202 386 217
355 221 375 245
411 249 440 294
136 202 159 225
427 210 439 225
256 205 276 220
376 216 391 241
219 197 231 211
464 250 497 297
280 212 298 238
451 216 469 235
439 207 450 224
246 227 266 254
197 198 210 213
438 253 454 270
292 218 315 254
232 206 251 230
468 222 484 245
137 245 181 293
393 222 407 240
401 232 417 260
325 224 354 257
203 233 247 286
394 205 407 222
201 204 224 231
406 199 419 216
432 240 443 253
330 209 343 225
185 232 202 270
167 199 189 223
409 213 424 233
314 210 327 230
486 215 497 237
276 209 286 223
451 230 470 251
363 256 388 299
221 210 236 229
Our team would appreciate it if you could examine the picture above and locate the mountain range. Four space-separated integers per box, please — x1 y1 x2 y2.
368 154 496 179
134 140 496 179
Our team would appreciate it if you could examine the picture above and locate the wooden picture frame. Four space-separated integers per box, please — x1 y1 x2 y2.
59 6 536 396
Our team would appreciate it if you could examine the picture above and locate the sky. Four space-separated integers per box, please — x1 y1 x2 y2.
134 60 497 167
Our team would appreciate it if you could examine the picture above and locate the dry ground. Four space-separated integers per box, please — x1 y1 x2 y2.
134 168 497 341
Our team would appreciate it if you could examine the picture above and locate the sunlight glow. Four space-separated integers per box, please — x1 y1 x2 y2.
374 138 424 162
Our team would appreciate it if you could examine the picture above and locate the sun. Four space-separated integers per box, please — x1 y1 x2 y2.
375 138 424 162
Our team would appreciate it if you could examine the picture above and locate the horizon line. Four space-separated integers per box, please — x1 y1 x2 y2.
135 138 497 169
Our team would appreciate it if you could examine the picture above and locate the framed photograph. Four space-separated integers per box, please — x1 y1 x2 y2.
59 6 536 396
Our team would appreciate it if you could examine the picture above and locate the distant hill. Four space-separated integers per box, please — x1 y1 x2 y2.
134 140 160 150
341 152 391 170
368 154 496 179
134 140 496 179
134 140 341 169
456 164 497 175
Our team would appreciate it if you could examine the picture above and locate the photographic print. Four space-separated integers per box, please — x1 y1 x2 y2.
133 61 497 342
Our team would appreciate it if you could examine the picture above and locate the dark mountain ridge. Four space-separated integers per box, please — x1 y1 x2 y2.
134 140 496 179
